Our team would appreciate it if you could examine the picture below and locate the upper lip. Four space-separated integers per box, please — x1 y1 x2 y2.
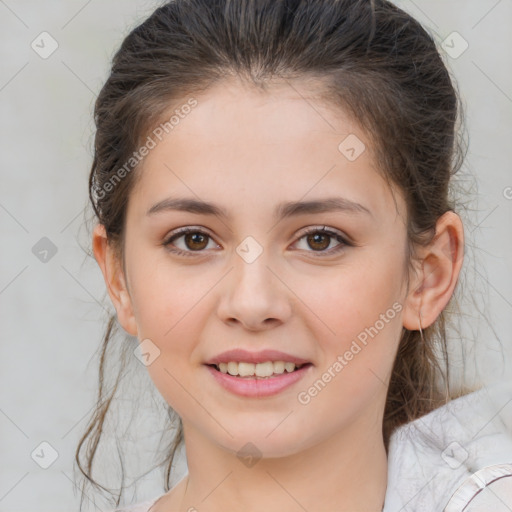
204 349 311 366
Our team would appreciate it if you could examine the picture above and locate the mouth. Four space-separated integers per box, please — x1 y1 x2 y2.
204 361 314 398
206 361 313 379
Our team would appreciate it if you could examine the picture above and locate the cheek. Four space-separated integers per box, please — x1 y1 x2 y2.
128 248 209 338
130 262 212 415
305 258 404 337
299 255 405 398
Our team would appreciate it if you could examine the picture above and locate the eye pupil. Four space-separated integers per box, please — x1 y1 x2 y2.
186 232 208 250
308 233 330 251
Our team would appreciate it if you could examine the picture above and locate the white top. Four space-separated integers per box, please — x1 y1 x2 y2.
112 380 512 512
382 379 512 511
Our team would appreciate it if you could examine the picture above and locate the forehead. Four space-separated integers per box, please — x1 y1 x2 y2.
128 77 405 225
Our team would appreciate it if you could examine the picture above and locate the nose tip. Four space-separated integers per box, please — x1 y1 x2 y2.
217 260 292 332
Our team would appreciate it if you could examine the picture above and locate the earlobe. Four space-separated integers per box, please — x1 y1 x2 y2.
402 211 464 331
92 224 138 337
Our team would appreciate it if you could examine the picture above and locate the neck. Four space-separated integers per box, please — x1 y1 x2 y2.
174 417 388 512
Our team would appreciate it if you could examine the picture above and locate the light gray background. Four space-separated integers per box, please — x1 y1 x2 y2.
1 1 511 511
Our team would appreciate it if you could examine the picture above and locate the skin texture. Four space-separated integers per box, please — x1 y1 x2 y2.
92 77 464 511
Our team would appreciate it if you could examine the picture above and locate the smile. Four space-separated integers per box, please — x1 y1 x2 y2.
213 360 305 378
205 362 313 397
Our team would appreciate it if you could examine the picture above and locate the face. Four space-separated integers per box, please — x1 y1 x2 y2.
110 77 412 457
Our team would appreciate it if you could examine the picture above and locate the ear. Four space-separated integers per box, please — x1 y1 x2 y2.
92 223 138 337
402 211 464 330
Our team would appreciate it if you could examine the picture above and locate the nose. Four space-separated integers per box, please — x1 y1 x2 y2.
216 251 293 332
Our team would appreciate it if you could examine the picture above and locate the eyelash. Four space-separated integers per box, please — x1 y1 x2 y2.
162 226 351 258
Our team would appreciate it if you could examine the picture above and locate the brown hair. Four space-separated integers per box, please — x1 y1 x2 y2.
77 0 474 508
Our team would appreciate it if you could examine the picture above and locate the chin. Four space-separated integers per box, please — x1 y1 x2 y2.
213 425 309 460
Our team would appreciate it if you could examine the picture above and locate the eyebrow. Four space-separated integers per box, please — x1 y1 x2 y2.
146 196 372 220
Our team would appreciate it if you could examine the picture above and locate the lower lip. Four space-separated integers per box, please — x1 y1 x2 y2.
204 364 313 398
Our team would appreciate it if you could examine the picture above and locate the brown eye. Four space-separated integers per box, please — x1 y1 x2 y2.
294 226 350 256
163 227 218 256
182 232 209 251
306 232 331 251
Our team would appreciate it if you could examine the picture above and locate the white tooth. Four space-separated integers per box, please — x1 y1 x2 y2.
284 362 296 373
220 361 300 377
273 361 285 374
255 361 274 377
238 362 256 377
227 361 239 376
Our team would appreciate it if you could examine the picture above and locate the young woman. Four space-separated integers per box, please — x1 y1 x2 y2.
76 0 512 510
